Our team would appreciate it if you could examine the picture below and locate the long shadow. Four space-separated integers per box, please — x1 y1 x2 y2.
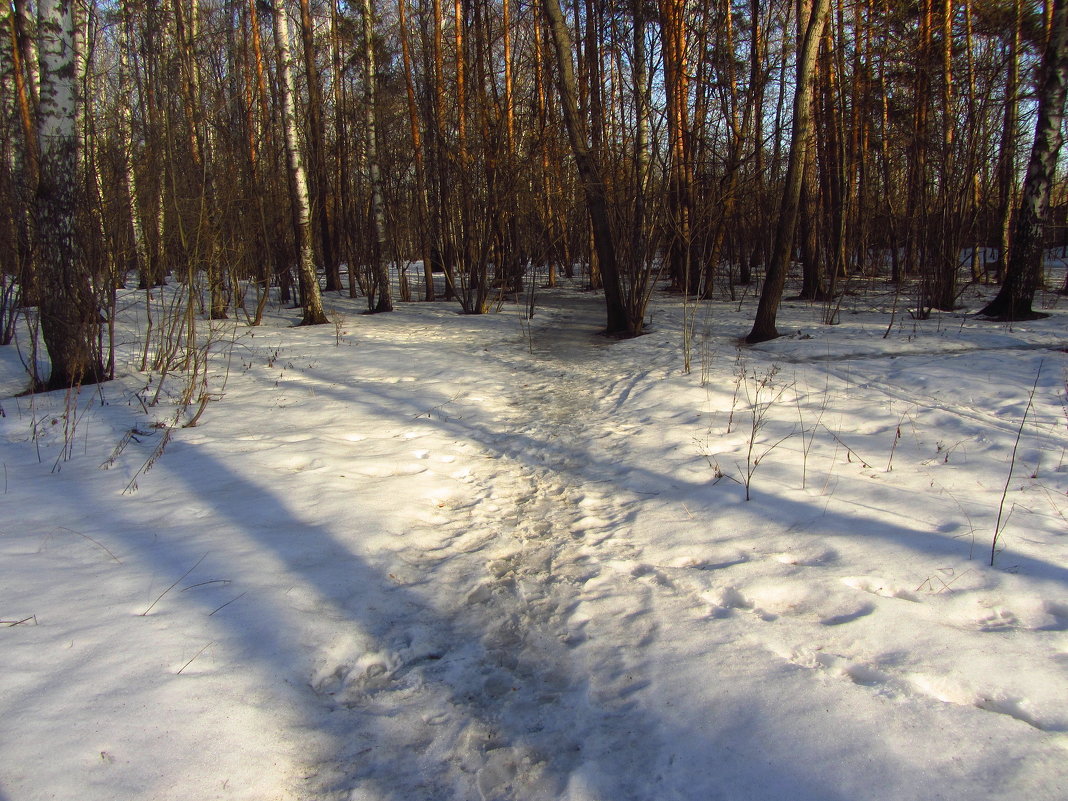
71 405 852 801
2 333 871 801
19 292 1061 799
293 355 1068 590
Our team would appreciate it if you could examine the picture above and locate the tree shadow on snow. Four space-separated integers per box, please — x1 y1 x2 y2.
49 389 864 801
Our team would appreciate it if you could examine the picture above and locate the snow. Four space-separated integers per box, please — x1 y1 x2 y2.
1 276 1067 800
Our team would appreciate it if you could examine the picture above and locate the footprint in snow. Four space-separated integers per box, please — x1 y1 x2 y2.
769 545 838 567
819 602 876 626
975 607 1018 631
841 576 920 602
955 597 1068 632
908 673 1055 731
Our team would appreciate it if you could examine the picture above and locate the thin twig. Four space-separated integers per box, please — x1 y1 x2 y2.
141 553 207 616
176 641 215 675
180 579 232 592
3 615 37 627
55 527 122 564
208 591 247 617
991 361 1044 566
820 424 872 468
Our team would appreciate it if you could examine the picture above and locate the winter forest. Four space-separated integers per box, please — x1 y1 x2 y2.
3 0 1068 800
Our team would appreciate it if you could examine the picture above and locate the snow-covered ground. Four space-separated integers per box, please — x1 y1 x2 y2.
1 275 1067 800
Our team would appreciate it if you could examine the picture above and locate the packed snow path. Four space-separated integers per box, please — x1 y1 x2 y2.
2 284 1067 800
308 293 666 800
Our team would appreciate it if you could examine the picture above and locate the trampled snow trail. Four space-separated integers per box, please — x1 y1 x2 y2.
307 293 674 800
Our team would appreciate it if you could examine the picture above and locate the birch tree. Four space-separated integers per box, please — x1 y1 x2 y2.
981 0 1068 320
35 0 104 389
271 0 328 325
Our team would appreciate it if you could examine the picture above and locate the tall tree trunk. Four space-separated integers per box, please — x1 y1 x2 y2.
995 0 1023 282
929 0 960 311
118 9 150 289
8 0 39 306
631 0 651 285
271 0 327 325
980 0 1068 320
746 0 830 344
35 0 103 389
397 0 433 300
541 0 632 335
659 0 693 293
905 0 933 286
360 0 394 312
298 0 339 292
743 0 769 286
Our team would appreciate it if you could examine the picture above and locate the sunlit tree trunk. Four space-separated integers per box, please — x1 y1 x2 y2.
904 0 933 284
8 0 39 306
297 0 338 292
118 7 150 289
922 0 963 312
981 0 1068 319
963 0 983 282
271 0 327 325
659 0 693 293
743 0 769 286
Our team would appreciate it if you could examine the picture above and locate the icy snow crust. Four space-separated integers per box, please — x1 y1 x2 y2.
1 281 1067 800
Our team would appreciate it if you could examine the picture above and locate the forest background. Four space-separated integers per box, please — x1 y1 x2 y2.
5 0 1068 390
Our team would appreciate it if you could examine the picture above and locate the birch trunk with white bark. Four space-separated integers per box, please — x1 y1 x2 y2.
271 0 327 325
35 0 103 389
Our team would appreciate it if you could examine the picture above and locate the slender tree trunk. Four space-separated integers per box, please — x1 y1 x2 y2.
8 0 39 306
995 0 1023 282
631 0 651 285
118 10 150 289
802 0 829 301
298 0 338 292
743 0 769 286
271 0 327 325
659 0 693 293
980 0 1068 319
360 0 394 312
397 0 433 301
905 0 933 287
746 0 830 344
963 0 984 282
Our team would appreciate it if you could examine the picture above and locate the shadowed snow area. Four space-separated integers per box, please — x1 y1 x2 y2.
1 280 1067 800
